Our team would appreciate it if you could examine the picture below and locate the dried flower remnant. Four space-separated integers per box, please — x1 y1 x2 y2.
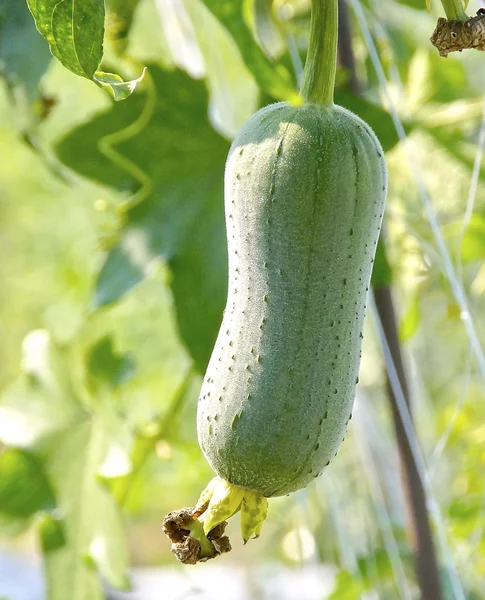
431 9 485 57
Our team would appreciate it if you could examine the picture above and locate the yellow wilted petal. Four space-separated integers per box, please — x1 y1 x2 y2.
202 479 244 534
240 491 268 543
425 0 431 11
194 476 220 514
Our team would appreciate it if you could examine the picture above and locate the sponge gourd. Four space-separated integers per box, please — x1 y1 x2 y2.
197 102 387 497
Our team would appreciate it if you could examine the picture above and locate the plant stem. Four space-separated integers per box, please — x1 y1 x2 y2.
301 0 338 105
440 0 468 21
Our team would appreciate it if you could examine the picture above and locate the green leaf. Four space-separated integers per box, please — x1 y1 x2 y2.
56 66 230 371
0 448 55 517
26 0 144 99
26 0 104 78
0 0 51 100
200 0 299 102
182 0 259 137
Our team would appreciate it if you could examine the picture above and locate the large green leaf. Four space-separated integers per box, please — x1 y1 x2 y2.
200 0 298 101
26 0 143 100
56 67 229 371
0 0 51 100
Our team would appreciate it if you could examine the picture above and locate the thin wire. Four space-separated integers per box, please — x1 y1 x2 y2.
369 294 466 600
352 404 413 600
350 0 485 386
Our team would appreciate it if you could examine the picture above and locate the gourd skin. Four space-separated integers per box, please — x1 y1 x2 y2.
197 102 387 498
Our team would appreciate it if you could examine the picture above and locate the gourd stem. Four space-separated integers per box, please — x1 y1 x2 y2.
440 0 468 21
301 0 338 105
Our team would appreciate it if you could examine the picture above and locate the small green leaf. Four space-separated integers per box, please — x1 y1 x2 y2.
94 68 146 102
0 448 55 517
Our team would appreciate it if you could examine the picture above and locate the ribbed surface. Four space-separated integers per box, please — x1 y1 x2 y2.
197 103 387 497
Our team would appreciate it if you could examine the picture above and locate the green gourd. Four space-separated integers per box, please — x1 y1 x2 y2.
197 102 387 498
163 0 388 562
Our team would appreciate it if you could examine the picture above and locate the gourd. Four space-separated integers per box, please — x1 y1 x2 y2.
163 0 387 563
197 101 386 498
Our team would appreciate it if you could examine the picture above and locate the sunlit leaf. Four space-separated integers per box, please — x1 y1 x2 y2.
252 0 286 58
182 0 259 137
200 0 299 101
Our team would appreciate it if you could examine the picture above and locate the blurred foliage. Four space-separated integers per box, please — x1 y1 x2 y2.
1 0 485 599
